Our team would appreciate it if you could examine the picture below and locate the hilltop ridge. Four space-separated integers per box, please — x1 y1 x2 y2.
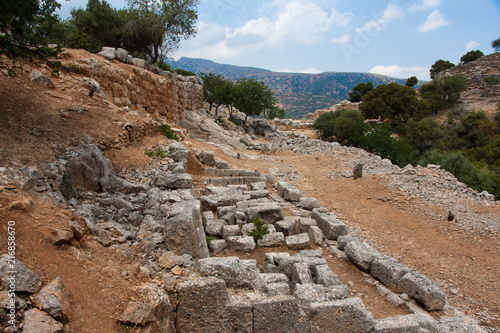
171 57 407 118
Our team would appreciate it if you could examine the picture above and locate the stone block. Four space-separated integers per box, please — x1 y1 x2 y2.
198 257 263 290
222 224 241 238
226 236 256 252
300 197 321 210
309 226 324 245
275 255 303 278
155 173 193 189
276 181 301 202
337 234 357 250
260 273 289 284
313 264 342 287
371 256 411 291
226 296 253 332
305 297 375 333
163 208 200 258
246 204 284 224
397 271 446 311
294 284 349 305
344 241 382 273
276 219 296 236
286 233 310 250
265 252 290 265
311 209 348 240
373 315 421 333
209 239 227 253
258 232 284 247
176 277 231 332
298 218 317 233
267 283 290 296
253 296 308 333
205 219 227 237
292 263 314 285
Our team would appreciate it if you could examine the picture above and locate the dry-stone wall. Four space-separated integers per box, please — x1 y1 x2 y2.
76 47 203 124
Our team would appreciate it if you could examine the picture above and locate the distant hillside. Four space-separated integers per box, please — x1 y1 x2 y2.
172 57 407 118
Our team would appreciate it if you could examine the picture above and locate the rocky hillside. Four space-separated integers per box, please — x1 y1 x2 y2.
0 48 498 333
436 52 500 118
172 57 407 118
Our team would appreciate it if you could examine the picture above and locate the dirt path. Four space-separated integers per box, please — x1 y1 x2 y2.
193 137 500 330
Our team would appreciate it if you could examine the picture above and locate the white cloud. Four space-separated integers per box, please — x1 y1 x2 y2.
232 1 348 46
332 34 351 44
466 41 480 51
408 0 443 13
176 1 354 61
356 4 404 33
418 10 449 33
369 64 430 81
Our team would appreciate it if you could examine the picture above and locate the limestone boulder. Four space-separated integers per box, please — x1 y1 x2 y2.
0 255 42 293
31 277 70 320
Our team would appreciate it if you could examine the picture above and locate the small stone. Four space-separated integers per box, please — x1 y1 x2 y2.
171 266 183 276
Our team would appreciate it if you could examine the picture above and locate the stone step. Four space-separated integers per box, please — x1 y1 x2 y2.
205 168 261 177
207 176 267 186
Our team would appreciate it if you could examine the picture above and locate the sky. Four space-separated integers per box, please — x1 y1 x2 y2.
57 0 500 81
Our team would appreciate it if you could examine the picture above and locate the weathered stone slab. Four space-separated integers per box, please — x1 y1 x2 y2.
337 234 357 250
344 241 382 273
294 284 349 305
258 232 284 247
208 239 227 253
311 209 348 240
398 271 446 311
309 226 324 245
373 315 422 333
0 254 42 293
276 219 296 236
371 256 411 291
275 255 303 278
265 252 290 265
226 236 256 252
205 219 227 237
163 208 200 258
155 173 193 189
305 297 375 333
246 204 284 224
300 197 321 211
292 263 314 285
198 257 263 290
298 218 317 233
276 181 301 202
313 264 342 287
222 224 241 238
286 233 310 250
267 282 290 296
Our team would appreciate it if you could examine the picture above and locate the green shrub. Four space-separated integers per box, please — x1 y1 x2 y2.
358 124 419 167
159 124 179 141
145 148 167 159
175 68 196 76
333 110 369 145
419 149 499 199
247 217 269 242
312 110 345 140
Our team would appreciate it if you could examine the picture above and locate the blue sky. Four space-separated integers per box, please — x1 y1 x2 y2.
57 0 500 80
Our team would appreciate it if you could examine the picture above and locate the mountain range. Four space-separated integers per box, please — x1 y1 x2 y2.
171 57 407 118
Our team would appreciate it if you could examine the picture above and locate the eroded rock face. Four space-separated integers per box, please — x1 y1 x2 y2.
32 277 70 320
